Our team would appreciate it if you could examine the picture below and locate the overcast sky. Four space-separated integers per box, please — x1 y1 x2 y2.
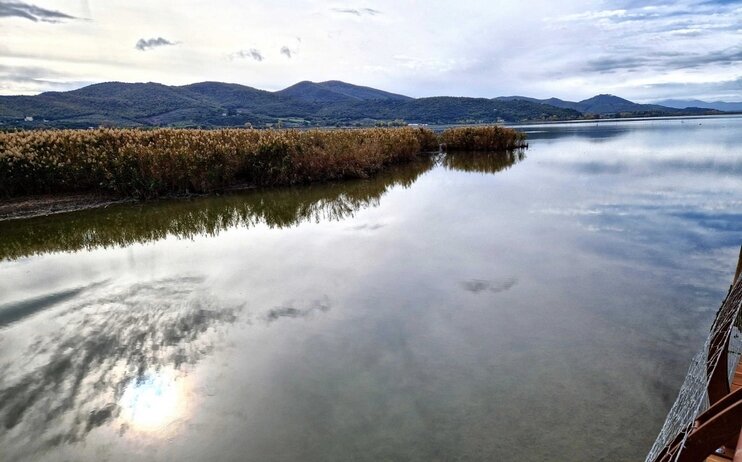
0 0 739 101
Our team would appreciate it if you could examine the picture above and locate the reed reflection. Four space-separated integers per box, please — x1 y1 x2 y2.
441 150 525 174
0 151 524 260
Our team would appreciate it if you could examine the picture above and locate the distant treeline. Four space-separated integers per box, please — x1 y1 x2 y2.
0 126 525 199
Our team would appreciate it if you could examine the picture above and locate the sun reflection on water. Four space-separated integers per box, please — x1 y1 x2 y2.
119 369 188 434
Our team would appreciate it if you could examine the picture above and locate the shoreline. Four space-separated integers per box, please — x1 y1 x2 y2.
0 193 135 221
0 181 280 222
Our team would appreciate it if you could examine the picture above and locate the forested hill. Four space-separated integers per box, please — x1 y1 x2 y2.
0 80 723 129
495 94 724 118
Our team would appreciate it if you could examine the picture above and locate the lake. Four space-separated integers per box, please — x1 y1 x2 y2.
1 116 740 461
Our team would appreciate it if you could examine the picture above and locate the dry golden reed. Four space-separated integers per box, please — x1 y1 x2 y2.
0 126 523 199
440 125 526 152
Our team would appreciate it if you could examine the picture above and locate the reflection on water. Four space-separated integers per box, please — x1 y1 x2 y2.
0 151 525 261
0 118 740 462
264 298 331 324
119 368 187 434
0 282 104 327
442 150 525 174
0 277 239 459
513 116 739 144
461 277 518 294
0 158 431 261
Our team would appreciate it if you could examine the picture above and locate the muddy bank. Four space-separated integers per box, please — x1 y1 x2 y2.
0 194 135 221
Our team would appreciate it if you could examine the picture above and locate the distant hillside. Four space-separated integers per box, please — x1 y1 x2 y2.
0 80 725 129
654 99 742 112
496 94 721 116
277 80 411 103
309 96 582 125
576 94 646 113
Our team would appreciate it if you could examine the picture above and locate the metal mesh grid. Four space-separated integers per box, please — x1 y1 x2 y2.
645 276 742 462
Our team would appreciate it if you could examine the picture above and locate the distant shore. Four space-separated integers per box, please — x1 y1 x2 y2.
504 112 742 127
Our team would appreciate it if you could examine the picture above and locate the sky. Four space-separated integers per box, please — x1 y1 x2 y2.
0 0 740 102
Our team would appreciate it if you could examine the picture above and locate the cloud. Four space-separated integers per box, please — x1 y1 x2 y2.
0 63 90 93
0 1 76 22
279 37 302 59
0 0 738 101
230 48 263 61
543 1 742 98
585 46 742 73
135 37 177 51
0 63 62 82
556 1 737 26
331 7 381 16
641 76 742 101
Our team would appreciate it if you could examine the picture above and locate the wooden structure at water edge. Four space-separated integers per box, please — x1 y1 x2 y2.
646 246 742 462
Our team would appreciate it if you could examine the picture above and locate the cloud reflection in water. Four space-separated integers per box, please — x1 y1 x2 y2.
0 276 239 458
119 368 187 434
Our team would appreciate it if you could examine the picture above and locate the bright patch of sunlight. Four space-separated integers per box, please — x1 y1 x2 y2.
119 369 187 434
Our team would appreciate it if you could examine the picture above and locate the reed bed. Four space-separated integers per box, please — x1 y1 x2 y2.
440 125 526 152
0 125 523 199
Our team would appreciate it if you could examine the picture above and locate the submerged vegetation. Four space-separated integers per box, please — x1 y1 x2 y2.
0 126 524 200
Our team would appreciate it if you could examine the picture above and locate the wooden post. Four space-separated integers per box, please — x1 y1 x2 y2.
708 331 731 405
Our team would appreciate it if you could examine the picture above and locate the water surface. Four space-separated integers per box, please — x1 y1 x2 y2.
1 116 740 461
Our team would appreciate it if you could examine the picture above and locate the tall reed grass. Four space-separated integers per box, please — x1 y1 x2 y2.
440 125 526 151
0 125 523 199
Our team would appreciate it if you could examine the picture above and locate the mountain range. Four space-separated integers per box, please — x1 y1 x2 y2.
0 80 731 129
653 99 742 112
495 94 698 115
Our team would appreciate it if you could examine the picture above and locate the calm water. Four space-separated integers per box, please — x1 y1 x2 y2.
1 117 740 461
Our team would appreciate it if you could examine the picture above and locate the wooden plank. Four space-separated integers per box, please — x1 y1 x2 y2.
668 398 742 462
706 454 732 461
733 361 742 392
